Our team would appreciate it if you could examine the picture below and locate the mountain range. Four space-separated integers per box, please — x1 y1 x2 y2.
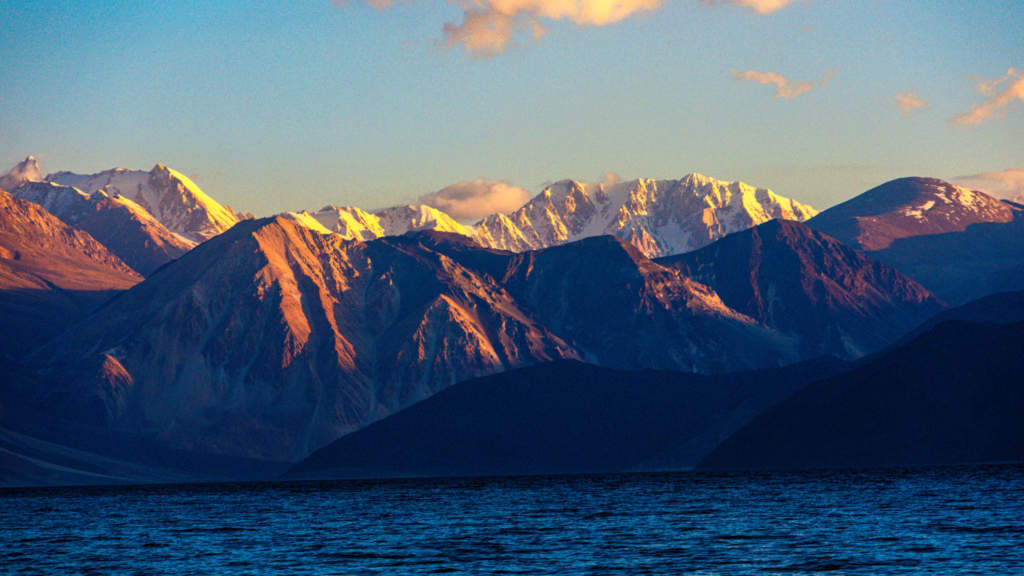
287 289 1024 479
473 174 818 257
655 219 944 360
47 163 240 243
285 174 818 259
2 156 1023 485
11 179 193 276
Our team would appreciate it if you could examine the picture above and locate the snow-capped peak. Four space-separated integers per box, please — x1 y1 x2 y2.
286 172 817 258
285 204 477 243
473 173 818 257
46 164 239 242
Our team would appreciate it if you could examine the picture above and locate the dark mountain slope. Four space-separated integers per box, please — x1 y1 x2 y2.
698 318 1024 470
284 356 851 480
656 219 945 359
886 289 1024 351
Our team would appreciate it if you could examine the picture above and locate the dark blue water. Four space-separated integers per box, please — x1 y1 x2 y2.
2 465 1023 575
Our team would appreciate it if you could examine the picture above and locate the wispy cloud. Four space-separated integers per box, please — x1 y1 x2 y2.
419 178 532 220
700 0 801 14
953 168 1024 203
731 68 835 99
950 68 1024 126
1 156 43 191
895 90 929 116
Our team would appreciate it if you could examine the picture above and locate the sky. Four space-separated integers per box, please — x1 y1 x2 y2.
1 0 1022 218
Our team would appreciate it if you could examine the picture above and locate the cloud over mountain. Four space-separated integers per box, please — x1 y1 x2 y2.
954 168 1024 203
1 156 43 191
950 68 1024 126
419 178 532 220
732 68 835 99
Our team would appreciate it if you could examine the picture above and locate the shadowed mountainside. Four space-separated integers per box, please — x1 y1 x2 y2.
0 189 141 357
656 219 945 359
284 357 851 480
697 317 1024 470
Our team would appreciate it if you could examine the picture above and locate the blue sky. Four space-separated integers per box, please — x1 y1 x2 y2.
1 0 1022 216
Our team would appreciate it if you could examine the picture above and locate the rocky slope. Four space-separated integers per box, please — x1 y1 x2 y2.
395 230 800 373
48 164 239 242
657 219 946 360
807 177 1024 303
21 218 582 461
12 179 194 276
0 190 141 357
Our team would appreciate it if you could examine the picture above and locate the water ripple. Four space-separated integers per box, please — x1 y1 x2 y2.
2 464 1024 575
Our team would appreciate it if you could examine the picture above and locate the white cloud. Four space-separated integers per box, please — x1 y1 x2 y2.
731 68 835 99
895 90 929 116
419 178 532 220
953 168 1024 204
700 0 801 14
442 0 662 56
950 68 1024 126
337 0 658 57
339 0 804 57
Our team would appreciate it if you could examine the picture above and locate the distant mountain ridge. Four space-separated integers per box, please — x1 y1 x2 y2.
807 177 1024 303
284 204 476 241
12 159 817 263
284 173 817 259
474 174 818 257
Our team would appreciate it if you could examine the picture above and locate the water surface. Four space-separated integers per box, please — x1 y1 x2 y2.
3 465 1022 574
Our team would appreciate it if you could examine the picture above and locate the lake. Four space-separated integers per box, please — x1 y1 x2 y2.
3 464 1022 574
